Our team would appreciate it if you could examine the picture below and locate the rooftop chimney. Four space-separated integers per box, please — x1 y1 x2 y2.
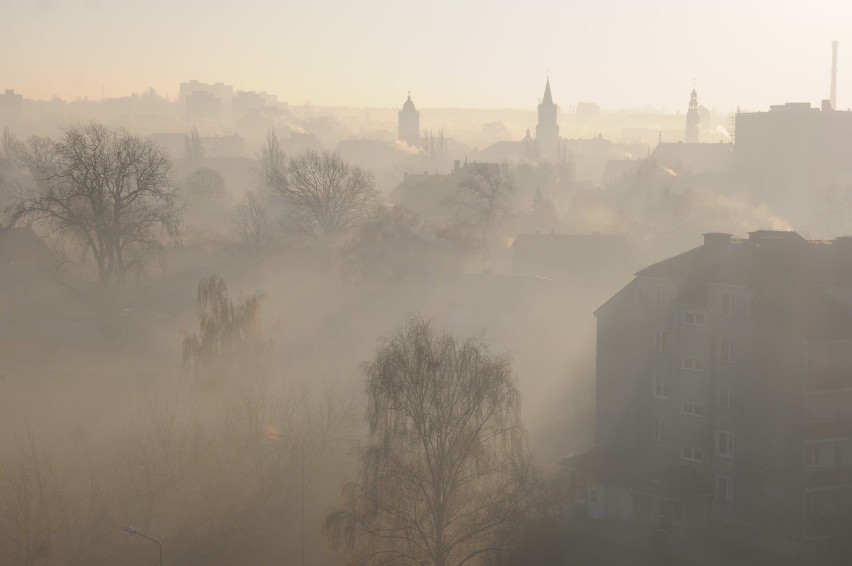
831 40 838 110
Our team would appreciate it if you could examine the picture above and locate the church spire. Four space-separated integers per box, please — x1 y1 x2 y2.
542 78 553 106
685 83 700 143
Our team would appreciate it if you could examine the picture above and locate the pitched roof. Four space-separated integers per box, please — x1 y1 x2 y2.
631 232 852 341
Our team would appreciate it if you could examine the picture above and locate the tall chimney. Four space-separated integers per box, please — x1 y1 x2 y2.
831 40 838 110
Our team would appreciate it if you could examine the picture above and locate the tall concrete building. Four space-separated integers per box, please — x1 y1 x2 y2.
573 231 852 557
536 79 560 162
0 89 24 120
686 87 700 143
734 102 852 228
398 92 420 146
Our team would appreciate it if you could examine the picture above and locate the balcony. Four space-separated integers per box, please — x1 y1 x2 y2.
807 369 852 392
806 419 852 439
806 467 852 489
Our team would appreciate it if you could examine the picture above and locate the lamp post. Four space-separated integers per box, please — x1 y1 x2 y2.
122 526 163 566
265 428 306 566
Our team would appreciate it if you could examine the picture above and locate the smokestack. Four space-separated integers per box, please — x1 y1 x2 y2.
831 40 838 110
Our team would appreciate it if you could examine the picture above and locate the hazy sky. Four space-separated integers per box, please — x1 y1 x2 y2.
1 0 850 112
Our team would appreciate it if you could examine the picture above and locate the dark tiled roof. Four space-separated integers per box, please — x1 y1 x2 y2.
633 232 852 341
635 245 710 280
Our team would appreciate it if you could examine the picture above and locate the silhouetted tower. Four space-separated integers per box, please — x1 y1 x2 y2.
685 86 700 143
831 40 838 110
398 91 420 146
535 79 560 162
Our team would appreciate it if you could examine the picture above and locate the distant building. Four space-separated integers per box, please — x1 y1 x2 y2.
179 80 234 109
651 142 733 176
536 79 560 162
0 89 23 119
232 90 278 121
571 230 852 555
398 92 420 146
185 91 221 123
475 129 535 163
149 133 187 158
200 133 246 158
576 102 601 118
686 87 700 143
389 160 499 226
735 102 852 225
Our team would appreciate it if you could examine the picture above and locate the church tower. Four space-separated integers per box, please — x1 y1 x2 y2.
685 86 700 143
535 79 560 162
398 92 420 146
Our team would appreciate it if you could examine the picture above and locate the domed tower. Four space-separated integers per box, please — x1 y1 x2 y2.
535 79 560 162
685 87 700 143
398 92 421 146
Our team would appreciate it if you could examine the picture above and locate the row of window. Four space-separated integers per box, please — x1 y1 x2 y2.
807 393 852 422
637 287 740 317
654 332 735 365
659 431 734 459
652 375 734 410
806 489 852 517
806 439 852 469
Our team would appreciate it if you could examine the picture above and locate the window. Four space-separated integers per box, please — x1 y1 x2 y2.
716 431 734 457
681 446 704 462
809 346 835 370
653 374 669 398
636 287 646 306
654 419 667 441
808 394 836 421
683 312 705 325
655 331 670 353
717 384 733 410
715 476 732 502
721 291 734 316
807 441 836 468
719 338 734 363
806 491 837 516
682 357 705 371
654 287 670 309
681 401 705 417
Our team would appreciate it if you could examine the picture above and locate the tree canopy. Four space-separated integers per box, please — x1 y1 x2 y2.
6 123 181 297
325 318 537 566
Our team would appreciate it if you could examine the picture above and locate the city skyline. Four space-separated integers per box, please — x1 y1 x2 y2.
1 0 850 112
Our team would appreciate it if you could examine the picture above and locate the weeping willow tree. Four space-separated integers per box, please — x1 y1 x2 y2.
182 276 267 383
325 318 538 566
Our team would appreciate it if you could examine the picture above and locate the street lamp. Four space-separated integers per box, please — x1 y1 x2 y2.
122 526 163 566
264 427 306 566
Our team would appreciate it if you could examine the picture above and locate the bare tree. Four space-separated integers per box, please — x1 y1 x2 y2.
0 430 113 566
184 127 204 162
5 123 181 303
325 318 538 566
180 167 226 202
182 276 267 384
264 149 380 239
341 206 457 285
258 129 287 191
452 161 515 241
234 192 270 258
